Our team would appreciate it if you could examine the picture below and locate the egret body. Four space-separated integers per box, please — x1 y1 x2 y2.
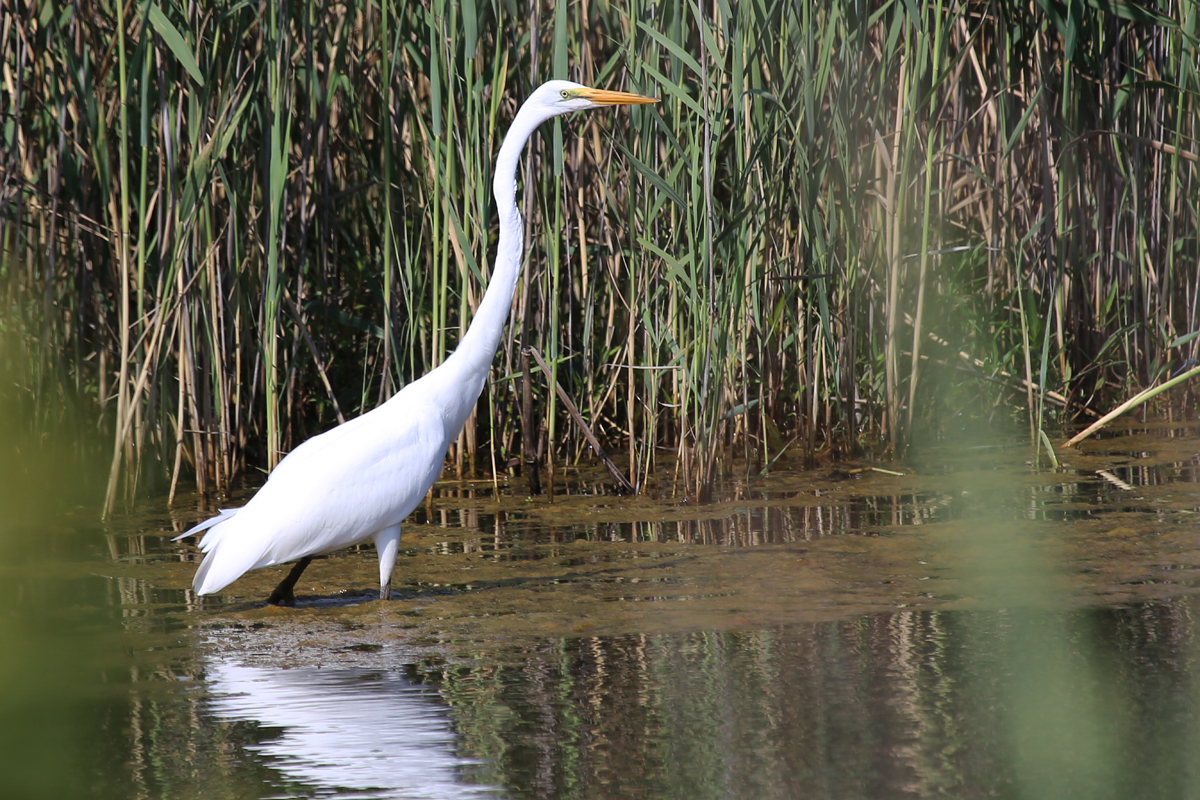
176 81 656 604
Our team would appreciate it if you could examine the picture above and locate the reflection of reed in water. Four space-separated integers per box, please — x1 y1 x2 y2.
204 658 502 799
418 600 1200 800
414 483 958 551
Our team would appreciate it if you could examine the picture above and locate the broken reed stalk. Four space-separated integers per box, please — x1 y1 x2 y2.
527 347 634 495
1063 364 1200 448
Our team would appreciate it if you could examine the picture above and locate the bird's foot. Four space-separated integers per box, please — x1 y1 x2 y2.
267 586 296 606
267 555 314 606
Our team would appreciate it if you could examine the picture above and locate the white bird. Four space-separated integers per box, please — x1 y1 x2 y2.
176 80 657 605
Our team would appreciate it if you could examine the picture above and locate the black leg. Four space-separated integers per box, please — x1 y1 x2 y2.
267 556 314 606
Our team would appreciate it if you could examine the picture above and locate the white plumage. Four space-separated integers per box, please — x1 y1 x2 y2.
176 80 656 603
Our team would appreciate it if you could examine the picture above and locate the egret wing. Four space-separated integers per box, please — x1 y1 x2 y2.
190 398 448 595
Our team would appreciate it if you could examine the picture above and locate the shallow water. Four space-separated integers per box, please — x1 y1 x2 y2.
7 424 1200 798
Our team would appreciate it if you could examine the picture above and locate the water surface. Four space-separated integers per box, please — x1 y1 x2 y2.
8 424 1200 798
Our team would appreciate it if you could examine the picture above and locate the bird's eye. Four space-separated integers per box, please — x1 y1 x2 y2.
560 89 571 99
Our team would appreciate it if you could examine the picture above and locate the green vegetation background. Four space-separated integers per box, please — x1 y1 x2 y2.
2 0 1197 507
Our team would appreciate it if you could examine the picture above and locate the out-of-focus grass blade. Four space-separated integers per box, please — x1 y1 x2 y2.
637 62 704 115
636 21 703 77
1003 83 1044 159
147 4 205 86
617 142 686 209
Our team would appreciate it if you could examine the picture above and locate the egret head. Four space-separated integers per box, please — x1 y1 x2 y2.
529 80 658 120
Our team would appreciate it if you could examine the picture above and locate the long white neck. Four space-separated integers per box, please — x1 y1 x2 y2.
418 100 553 435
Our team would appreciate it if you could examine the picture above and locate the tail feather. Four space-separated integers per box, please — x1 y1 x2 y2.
173 508 267 595
192 549 223 595
173 508 241 541
189 513 272 595
192 546 257 596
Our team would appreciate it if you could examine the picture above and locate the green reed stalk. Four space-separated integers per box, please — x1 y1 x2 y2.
907 0 946 436
380 0 395 402
101 0 132 518
262 1 288 470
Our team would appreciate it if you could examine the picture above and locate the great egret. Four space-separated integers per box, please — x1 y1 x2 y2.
175 80 657 604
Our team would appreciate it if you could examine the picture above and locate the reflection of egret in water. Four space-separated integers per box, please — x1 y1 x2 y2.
204 658 503 799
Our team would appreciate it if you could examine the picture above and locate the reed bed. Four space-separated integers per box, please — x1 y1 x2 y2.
2 0 1196 510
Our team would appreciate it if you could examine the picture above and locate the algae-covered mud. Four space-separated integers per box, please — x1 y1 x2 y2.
10 425 1200 798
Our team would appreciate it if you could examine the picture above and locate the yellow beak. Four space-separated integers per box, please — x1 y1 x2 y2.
577 87 659 106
